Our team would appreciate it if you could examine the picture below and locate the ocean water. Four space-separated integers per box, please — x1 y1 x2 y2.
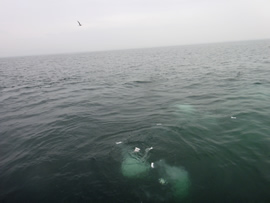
1 40 270 202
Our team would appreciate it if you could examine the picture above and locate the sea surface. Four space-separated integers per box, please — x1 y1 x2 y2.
1 40 270 202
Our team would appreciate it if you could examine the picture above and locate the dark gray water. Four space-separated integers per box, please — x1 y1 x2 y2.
1 40 270 202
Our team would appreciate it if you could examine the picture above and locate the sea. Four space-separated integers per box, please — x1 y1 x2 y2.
1 39 270 202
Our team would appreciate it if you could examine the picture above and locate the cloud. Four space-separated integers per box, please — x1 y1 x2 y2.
0 0 270 57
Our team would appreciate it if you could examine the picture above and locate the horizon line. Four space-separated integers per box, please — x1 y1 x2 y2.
1 38 269 59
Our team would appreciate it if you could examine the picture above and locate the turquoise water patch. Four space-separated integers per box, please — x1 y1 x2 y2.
121 153 150 178
156 160 190 199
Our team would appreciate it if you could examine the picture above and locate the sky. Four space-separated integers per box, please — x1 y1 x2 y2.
1 0 270 57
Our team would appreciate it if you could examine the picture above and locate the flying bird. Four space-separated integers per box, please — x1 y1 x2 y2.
77 21 82 26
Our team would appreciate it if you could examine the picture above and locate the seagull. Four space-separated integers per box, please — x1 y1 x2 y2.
77 21 82 26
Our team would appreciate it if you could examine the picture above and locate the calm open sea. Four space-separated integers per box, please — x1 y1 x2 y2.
1 40 270 202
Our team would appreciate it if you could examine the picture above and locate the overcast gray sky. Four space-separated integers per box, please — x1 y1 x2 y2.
1 0 270 57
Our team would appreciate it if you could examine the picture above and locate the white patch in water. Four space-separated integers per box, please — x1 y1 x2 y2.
175 104 195 113
159 178 167 185
134 147 140 152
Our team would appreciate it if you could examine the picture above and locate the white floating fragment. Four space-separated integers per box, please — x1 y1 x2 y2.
231 116 236 119
116 141 122 145
134 147 140 152
151 162 154 168
145 147 153 152
156 123 162 126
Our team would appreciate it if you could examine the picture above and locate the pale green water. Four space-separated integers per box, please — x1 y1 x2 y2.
1 40 270 202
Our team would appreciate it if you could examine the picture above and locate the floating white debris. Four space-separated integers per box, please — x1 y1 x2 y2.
145 147 153 152
116 141 122 145
151 162 154 168
231 116 236 119
134 147 140 152
156 123 162 126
